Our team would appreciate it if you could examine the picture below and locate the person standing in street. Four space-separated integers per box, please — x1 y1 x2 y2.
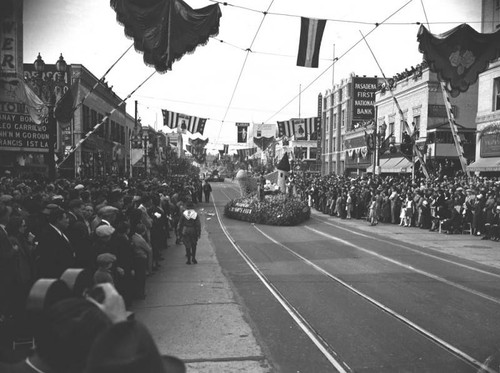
202 180 212 203
177 201 201 264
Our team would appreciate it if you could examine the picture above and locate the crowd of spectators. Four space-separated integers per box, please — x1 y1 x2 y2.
0 172 206 371
291 172 500 239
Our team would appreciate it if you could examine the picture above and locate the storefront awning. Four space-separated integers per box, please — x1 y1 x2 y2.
466 158 500 172
366 157 412 173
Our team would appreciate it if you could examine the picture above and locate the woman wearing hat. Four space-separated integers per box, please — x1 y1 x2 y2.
177 201 201 264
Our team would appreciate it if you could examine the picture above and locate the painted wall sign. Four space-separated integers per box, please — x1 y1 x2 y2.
0 101 49 152
352 77 377 121
480 132 500 158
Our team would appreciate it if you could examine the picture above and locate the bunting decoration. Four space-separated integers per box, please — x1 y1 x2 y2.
110 0 222 73
187 137 208 164
417 24 500 97
162 109 206 134
253 136 275 151
278 117 319 139
188 137 209 148
237 147 257 161
297 17 326 68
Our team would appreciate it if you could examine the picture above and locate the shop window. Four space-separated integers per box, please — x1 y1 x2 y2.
91 109 97 129
389 120 395 137
310 147 317 160
495 77 500 111
413 116 420 138
82 105 90 132
97 114 104 137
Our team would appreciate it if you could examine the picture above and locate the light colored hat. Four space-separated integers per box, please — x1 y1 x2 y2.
96 253 116 265
74 184 85 190
0 194 13 203
95 225 115 238
98 206 119 216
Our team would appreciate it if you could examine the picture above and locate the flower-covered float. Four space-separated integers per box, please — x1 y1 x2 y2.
224 155 310 226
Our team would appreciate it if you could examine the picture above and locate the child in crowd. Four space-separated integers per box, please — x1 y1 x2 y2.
94 253 117 286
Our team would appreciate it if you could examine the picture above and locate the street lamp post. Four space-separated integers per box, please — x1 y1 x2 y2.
26 53 68 180
373 121 388 176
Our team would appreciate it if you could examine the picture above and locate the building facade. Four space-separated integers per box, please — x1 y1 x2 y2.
467 0 500 174
376 63 477 176
69 65 133 179
321 74 381 176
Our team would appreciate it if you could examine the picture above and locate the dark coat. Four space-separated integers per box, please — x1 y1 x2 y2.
35 225 75 278
67 212 95 269
0 226 17 315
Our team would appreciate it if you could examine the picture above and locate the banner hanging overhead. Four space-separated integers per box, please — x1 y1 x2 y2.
277 117 319 139
236 122 249 143
162 109 206 134
297 17 326 68
417 23 500 97
110 0 222 73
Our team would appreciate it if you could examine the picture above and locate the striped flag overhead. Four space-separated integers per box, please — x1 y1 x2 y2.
297 17 327 68
277 117 319 139
162 109 207 135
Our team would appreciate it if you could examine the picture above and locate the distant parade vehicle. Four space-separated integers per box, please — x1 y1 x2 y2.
205 169 224 182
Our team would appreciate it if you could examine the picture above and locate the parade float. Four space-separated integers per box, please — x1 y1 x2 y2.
224 154 310 226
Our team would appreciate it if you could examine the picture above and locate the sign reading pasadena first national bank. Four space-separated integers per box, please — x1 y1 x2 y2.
352 76 378 121
0 101 49 152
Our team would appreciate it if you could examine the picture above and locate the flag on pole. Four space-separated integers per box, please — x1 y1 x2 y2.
223 144 229 154
55 80 79 127
162 109 206 134
17 81 47 124
297 17 327 68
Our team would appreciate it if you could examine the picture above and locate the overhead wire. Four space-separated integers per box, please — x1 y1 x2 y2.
214 0 276 145
208 0 480 26
211 36 336 61
264 0 415 123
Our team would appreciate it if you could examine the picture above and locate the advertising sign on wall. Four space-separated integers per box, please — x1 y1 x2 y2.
352 77 377 121
0 101 49 152
480 130 500 158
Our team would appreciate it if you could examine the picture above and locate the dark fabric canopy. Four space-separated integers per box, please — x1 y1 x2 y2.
253 136 274 151
110 0 221 73
188 137 209 147
417 24 500 97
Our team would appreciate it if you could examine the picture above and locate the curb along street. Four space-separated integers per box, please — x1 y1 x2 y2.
311 209 500 270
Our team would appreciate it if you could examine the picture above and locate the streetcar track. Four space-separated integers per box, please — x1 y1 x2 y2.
252 224 494 373
212 185 497 372
211 189 352 373
305 226 500 306
312 214 500 280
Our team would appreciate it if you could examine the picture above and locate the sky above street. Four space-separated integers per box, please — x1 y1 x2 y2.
23 0 481 152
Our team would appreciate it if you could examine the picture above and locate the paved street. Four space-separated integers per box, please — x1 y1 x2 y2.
133 181 500 372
